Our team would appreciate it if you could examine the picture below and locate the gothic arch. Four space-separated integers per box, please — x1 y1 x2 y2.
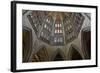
51 49 65 61
81 26 91 59
22 27 33 62
68 44 83 60
31 45 49 62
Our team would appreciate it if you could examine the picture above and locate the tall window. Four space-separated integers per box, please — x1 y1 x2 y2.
53 15 64 45
40 16 53 44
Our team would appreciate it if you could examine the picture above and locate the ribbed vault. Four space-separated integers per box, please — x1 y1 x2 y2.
27 11 84 46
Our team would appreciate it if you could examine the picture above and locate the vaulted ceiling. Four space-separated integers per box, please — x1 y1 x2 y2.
27 10 85 46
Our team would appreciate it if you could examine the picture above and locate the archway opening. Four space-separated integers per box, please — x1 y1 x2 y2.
81 29 91 59
71 47 83 60
23 28 32 62
31 47 48 62
53 52 64 61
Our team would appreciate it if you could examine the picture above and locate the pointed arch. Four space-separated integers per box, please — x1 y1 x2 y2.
68 44 83 60
81 26 91 59
51 49 65 61
31 45 49 62
22 27 33 62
